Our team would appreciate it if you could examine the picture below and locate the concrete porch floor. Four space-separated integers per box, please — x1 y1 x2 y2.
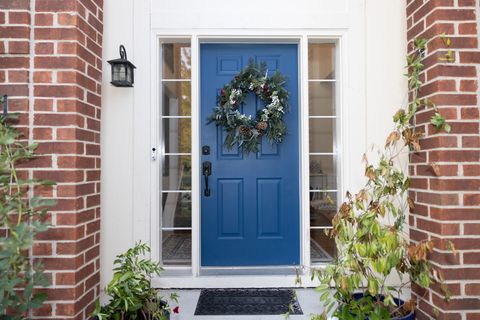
160 288 325 319
160 288 411 320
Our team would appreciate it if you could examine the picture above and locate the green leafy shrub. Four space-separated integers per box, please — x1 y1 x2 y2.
92 242 178 320
311 39 452 319
0 113 55 318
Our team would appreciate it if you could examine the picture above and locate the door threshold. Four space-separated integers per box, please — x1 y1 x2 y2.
200 266 298 276
152 273 317 289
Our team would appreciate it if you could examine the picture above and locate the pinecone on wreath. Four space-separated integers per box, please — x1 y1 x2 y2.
256 121 268 131
239 125 251 136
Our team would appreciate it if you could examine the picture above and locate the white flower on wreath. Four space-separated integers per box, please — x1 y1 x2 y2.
249 82 255 90
229 89 242 105
266 95 280 109
239 113 251 121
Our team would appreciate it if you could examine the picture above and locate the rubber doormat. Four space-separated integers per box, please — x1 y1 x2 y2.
194 288 303 315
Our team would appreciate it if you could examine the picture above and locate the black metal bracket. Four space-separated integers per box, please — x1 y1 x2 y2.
1 95 8 116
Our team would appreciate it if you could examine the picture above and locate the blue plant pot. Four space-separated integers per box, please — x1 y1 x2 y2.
91 300 170 320
92 312 170 320
347 293 415 320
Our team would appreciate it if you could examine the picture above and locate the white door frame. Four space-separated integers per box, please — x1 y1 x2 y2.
143 30 348 288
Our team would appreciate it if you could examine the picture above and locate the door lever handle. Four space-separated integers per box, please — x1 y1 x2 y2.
202 161 212 197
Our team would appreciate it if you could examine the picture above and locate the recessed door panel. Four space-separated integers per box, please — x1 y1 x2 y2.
257 178 282 238
217 179 244 238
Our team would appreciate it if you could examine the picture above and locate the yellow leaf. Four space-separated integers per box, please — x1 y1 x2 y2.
430 163 441 176
362 153 368 165
365 167 376 180
385 131 400 147
425 240 433 252
356 189 368 202
341 276 347 290
407 196 415 210
403 298 416 313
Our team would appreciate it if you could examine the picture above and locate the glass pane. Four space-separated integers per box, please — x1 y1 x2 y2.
163 118 191 153
162 230 191 266
311 229 336 263
309 119 335 153
310 192 337 227
162 192 191 228
162 155 191 190
309 82 335 116
309 155 336 190
162 81 191 117
162 43 191 79
308 43 335 79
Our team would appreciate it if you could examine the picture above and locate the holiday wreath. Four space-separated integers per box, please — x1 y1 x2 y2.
207 60 289 154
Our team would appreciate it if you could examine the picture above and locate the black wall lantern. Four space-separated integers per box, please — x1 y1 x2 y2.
108 45 136 87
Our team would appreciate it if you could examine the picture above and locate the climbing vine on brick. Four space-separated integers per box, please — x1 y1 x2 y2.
0 113 56 318
309 38 452 320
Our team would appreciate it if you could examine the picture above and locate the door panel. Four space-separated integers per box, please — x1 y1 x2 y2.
201 44 299 266
217 179 244 238
257 178 282 238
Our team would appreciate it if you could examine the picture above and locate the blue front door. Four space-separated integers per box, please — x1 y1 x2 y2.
200 44 299 266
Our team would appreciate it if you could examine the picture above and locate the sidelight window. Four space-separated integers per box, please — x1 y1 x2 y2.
160 41 192 266
308 42 338 263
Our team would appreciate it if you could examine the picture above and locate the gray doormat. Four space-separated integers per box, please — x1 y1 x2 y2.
194 288 303 315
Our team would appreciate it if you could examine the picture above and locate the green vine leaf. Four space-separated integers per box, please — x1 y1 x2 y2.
430 112 451 133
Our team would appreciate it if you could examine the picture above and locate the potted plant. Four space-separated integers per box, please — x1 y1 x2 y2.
92 242 179 320
311 38 452 320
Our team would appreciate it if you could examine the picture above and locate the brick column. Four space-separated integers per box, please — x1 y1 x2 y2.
406 0 480 319
1 0 103 318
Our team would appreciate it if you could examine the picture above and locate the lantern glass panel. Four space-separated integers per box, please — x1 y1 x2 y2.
126 65 133 83
117 64 127 82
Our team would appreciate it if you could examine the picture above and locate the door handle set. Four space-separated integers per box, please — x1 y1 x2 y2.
202 161 212 197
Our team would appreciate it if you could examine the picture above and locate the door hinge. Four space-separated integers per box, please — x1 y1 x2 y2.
151 147 157 161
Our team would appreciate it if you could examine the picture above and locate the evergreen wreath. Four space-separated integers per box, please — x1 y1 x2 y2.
207 60 289 154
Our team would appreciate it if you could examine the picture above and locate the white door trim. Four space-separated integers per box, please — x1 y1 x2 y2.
143 30 350 288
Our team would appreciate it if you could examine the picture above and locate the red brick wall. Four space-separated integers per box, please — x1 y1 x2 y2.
0 0 103 318
407 0 480 319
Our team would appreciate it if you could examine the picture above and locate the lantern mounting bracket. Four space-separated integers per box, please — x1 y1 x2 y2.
119 45 127 60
